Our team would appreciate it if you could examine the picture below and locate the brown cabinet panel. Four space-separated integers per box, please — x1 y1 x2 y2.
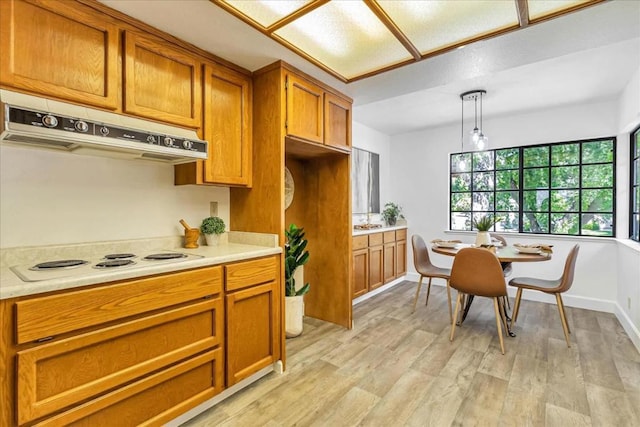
396 229 407 240
285 73 323 144
353 235 368 251
16 266 223 344
123 31 202 128
383 231 396 244
324 93 351 152
396 239 407 276
225 256 278 292
369 233 383 246
369 245 384 290
226 282 278 386
0 0 119 109
353 248 369 299
384 242 397 284
38 349 223 427
203 63 252 186
17 299 222 424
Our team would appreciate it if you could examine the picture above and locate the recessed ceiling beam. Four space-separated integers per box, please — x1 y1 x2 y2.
515 0 530 28
364 0 421 61
267 0 330 33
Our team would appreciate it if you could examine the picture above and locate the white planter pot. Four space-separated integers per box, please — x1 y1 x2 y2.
204 234 219 246
475 231 492 246
285 295 305 338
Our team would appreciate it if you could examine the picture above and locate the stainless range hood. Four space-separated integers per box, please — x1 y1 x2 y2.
0 90 208 163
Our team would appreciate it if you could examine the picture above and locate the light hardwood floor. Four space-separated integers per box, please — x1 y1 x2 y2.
183 281 640 427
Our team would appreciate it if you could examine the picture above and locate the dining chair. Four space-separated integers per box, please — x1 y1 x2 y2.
509 244 580 347
411 235 452 322
449 247 509 354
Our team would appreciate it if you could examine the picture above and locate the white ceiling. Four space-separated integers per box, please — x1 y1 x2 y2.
100 0 640 136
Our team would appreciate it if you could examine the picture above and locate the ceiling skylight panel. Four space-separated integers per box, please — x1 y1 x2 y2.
274 1 412 79
222 0 313 27
527 0 594 20
377 0 519 55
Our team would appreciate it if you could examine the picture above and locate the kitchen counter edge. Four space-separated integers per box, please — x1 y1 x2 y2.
353 224 407 236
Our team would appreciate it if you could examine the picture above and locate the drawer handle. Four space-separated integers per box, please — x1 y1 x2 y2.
35 336 54 343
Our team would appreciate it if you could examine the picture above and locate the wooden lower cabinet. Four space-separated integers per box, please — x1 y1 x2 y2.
225 256 280 386
352 228 407 299
1 255 282 426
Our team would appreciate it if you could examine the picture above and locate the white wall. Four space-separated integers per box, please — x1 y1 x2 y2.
352 121 392 222
0 145 229 248
391 99 623 307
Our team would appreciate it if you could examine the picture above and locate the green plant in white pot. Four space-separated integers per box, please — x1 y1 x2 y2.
473 214 500 246
381 202 403 226
200 216 225 246
284 224 310 338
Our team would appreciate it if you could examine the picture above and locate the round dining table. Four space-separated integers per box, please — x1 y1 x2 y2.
431 243 552 336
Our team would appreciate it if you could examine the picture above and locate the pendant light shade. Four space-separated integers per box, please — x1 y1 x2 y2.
460 89 488 151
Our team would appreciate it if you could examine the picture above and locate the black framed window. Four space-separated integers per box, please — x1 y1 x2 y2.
631 125 640 241
450 137 616 237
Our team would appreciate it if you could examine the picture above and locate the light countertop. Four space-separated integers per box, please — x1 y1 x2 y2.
353 224 407 236
0 232 281 300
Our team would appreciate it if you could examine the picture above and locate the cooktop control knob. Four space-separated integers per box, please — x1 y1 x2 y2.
74 120 89 133
182 140 193 149
42 114 58 128
99 126 109 136
164 137 174 146
146 135 156 144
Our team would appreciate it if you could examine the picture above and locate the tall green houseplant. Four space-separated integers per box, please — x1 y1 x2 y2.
284 224 310 296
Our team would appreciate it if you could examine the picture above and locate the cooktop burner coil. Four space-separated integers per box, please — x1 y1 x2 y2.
29 260 89 271
94 259 136 269
103 253 136 260
143 253 187 261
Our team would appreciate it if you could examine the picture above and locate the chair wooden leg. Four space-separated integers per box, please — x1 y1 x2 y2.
411 276 423 313
425 277 433 307
493 297 505 355
498 297 509 333
450 292 462 342
511 288 523 325
446 280 453 324
555 293 571 347
557 294 571 334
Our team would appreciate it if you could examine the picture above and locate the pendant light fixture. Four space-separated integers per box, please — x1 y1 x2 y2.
460 89 488 151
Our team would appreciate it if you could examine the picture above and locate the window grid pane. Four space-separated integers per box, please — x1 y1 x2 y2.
450 137 615 237
631 126 640 241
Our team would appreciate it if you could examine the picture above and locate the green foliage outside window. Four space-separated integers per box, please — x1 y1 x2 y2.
630 126 640 241
450 137 616 237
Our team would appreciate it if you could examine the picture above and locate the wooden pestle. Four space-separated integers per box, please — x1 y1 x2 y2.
179 219 191 231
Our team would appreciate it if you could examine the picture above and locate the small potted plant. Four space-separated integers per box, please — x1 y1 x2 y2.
285 224 310 338
381 202 403 226
200 216 225 246
472 214 500 246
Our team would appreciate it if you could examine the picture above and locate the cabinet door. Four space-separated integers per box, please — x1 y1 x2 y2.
226 282 277 386
324 92 351 151
285 73 323 143
203 64 252 186
353 248 369 299
369 245 384 290
123 31 202 128
383 242 397 284
396 239 407 276
0 0 119 110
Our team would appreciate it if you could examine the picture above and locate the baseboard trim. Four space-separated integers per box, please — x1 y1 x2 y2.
403 274 640 352
352 276 407 306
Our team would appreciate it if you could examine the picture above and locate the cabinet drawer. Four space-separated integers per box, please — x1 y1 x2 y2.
383 231 396 243
36 348 223 427
396 229 407 240
16 266 223 344
17 299 223 425
353 235 368 251
225 256 278 292
368 233 383 246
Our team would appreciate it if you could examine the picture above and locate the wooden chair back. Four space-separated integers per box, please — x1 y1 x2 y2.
450 248 507 297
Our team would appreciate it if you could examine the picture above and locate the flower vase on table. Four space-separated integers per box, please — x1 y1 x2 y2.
475 231 492 246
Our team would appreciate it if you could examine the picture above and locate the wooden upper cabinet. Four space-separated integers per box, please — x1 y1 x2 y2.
123 31 202 128
324 93 351 151
0 0 119 110
285 73 324 144
203 64 252 186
